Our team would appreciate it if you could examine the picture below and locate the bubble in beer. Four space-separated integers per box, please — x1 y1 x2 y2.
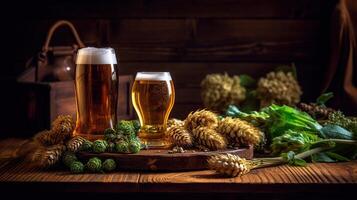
76 47 117 65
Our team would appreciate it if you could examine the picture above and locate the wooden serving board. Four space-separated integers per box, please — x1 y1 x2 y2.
78 146 253 171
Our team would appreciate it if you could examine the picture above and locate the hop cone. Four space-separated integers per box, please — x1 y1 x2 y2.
257 71 302 108
229 76 246 105
192 127 227 150
167 118 184 129
184 109 218 131
166 125 193 147
30 144 66 168
201 73 246 112
70 161 84 174
208 153 254 177
66 136 86 152
51 115 75 139
34 115 75 146
33 130 56 146
218 117 262 147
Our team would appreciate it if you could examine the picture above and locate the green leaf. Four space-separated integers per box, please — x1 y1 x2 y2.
240 90 260 112
325 152 350 162
293 158 307 166
239 74 256 88
311 152 337 163
320 124 354 139
316 92 334 106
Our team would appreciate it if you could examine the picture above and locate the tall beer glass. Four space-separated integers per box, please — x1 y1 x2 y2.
74 47 118 140
132 72 175 148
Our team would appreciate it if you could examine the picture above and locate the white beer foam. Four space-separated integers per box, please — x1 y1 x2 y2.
76 47 117 64
135 72 172 81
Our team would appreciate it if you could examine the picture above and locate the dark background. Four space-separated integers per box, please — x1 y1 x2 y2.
1 0 356 137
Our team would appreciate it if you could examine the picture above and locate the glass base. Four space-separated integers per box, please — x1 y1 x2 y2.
140 137 172 149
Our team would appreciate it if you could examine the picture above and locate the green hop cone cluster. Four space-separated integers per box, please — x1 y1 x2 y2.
102 159 116 172
104 128 117 142
86 157 102 172
80 140 93 152
62 151 77 167
115 141 129 153
131 120 141 133
70 161 84 173
129 139 141 153
107 142 115 152
92 140 108 153
116 120 136 139
103 120 143 154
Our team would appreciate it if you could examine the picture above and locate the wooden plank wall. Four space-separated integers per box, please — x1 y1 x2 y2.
7 0 336 119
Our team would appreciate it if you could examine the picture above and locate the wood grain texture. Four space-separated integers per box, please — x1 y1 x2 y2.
109 19 320 62
0 138 356 193
15 0 327 19
78 146 253 171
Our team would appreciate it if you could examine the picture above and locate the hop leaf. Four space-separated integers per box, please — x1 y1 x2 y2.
270 130 320 155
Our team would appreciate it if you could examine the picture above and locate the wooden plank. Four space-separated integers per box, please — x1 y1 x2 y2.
78 147 253 171
0 139 140 193
109 19 192 47
109 19 320 62
16 0 327 19
0 139 357 194
138 161 357 193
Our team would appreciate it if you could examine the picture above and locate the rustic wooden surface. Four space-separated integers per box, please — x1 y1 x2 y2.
0 138 356 194
78 146 253 171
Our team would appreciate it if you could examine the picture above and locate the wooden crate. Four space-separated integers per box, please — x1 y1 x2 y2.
16 67 134 134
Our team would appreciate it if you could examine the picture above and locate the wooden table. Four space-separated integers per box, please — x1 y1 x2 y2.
0 138 356 198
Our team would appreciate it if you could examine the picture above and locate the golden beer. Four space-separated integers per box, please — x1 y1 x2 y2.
74 47 118 140
132 72 175 148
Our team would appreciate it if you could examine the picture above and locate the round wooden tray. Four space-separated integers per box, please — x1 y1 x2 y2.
78 146 253 171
